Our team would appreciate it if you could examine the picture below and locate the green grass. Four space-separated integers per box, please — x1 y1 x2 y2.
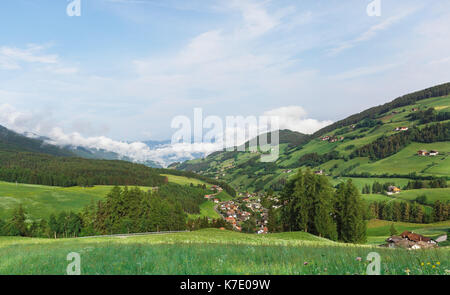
0 175 211 220
355 142 449 176
0 182 112 220
160 174 209 187
394 188 450 205
0 229 448 275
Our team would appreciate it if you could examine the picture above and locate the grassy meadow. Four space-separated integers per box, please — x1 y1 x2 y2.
0 175 212 221
0 228 448 275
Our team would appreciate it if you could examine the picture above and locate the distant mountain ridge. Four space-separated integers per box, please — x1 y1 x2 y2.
0 125 74 157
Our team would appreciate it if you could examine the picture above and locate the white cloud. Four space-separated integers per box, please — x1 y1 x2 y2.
332 63 399 80
263 106 332 134
328 8 417 56
0 44 58 70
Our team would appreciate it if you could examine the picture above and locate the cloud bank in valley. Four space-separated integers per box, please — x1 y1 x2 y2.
0 103 330 166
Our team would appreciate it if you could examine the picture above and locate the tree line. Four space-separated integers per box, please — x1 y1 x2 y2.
361 178 447 194
368 200 449 224
408 107 450 124
0 151 167 187
269 169 367 244
0 184 222 238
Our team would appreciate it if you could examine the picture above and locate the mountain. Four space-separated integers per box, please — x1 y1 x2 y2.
174 83 450 192
0 125 74 157
68 146 163 168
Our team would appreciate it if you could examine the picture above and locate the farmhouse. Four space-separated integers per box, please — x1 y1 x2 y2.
314 170 324 175
383 231 438 249
429 150 439 156
417 150 439 156
394 127 409 132
417 150 428 156
387 186 401 195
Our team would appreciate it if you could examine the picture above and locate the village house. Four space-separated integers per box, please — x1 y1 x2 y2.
383 231 440 249
417 150 428 156
429 150 439 156
411 108 419 111
387 186 401 195
314 170 324 175
394 127 409 132
417 150 439 156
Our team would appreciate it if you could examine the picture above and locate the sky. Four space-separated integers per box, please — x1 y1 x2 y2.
0 0 450 164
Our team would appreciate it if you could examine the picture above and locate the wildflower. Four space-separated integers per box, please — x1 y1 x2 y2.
427 262 431 265
404 268 411 275
356 257 362 262
436 262 440 265
432 265 436 269
420 262 424 266
303 262 308 266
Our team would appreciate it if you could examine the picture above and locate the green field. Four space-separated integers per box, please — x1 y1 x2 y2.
0 229 448 275
0 175 211 220
0 182 113 220
160 174 210 187
355 142 450 176
395 188 450 205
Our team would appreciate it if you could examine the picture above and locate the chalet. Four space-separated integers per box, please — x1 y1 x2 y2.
401 231 437 244
417 150 428 156
429 150 439 156
394 127 409 132
412 108 419 112
387 186 401 195
314 170 324 175
384 232 439 249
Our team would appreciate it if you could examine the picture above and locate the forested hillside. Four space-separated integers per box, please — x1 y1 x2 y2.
0 125 74 157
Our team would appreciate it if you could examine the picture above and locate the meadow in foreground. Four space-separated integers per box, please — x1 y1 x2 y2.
0 229 448 275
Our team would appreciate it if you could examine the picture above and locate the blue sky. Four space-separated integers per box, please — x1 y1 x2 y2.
1 0 450 144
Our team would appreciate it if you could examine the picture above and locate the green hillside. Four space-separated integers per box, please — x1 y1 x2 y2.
175 86 450 194
0 125 74 157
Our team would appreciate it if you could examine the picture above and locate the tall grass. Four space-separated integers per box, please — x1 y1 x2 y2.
0 229 448 275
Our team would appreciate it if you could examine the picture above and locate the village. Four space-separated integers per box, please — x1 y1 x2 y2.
204 186 274 234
